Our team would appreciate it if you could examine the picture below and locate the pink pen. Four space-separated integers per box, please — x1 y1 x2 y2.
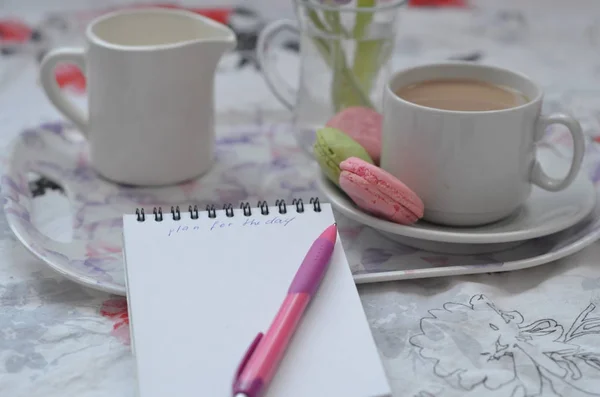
232 223 338 397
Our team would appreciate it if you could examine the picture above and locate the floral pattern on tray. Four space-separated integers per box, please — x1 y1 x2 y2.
3 119 600 295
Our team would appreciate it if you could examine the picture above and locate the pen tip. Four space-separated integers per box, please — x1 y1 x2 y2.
321 224 337 244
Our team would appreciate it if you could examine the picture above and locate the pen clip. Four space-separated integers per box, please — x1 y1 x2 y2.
234 332 263 384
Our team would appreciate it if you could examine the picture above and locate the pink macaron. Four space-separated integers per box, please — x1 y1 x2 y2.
326 107 382 164
339 157 424 225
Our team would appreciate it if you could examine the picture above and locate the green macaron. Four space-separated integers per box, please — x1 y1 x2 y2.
313 127 374 187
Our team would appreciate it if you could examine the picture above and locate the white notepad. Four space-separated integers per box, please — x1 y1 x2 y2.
122 202 391 397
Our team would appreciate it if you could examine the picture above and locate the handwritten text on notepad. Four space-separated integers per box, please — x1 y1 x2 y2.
167 215 297 236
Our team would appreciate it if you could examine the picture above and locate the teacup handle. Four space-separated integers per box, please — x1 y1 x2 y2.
531 113 585 191
39 48 88 136
256 20 299 110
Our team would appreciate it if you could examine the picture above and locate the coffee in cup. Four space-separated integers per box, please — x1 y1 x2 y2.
394 78 528 112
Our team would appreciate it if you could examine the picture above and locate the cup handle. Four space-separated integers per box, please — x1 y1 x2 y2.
256 20 300 110
530 113 585 191
39 48 88 136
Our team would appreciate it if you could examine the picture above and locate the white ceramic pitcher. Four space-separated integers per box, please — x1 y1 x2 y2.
40 8 237 186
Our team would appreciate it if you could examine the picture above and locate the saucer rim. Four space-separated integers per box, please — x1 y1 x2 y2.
317 170 597 244
353 209 600 284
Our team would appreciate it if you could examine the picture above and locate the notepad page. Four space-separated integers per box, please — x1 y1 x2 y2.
122 204 391 397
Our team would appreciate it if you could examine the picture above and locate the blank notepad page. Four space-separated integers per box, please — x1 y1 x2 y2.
122 203 391 397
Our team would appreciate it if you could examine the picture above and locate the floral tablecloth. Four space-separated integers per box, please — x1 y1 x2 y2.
3 1 600 396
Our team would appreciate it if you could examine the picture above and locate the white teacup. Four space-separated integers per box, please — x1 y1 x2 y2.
39 8 236 186
381 62 585 226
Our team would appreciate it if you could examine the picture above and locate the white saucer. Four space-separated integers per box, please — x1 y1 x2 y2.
318 148 597 254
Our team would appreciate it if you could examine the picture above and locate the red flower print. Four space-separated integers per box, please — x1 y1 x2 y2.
55 64 86 93
100 298 131 345
0 19 32 43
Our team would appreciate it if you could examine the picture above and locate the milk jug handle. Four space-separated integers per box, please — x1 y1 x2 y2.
39 48 89 136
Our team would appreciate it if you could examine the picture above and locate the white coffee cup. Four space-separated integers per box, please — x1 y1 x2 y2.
381 62 585 226
39 8 236 186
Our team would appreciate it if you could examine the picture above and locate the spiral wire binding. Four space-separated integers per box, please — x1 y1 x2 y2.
135 198 321 222
171 206 181 221
275 199 287 214
153 207 163 222
189 205 199 219
258 200 269 215
136 208 145 222
240 202 252 216
292 198 304 213
206 204 217 219
310 197 321 212
223 203 234 217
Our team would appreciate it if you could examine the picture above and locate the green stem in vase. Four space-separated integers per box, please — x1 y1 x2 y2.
330 40 374 112
306 5 374 112
352 0 388 97
306 8 335 62
325 9 374 112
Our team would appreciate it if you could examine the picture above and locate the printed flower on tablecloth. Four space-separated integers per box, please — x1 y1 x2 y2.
54 64 86 94
410 294 600 396
100 298 130 345
0 20 32 44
